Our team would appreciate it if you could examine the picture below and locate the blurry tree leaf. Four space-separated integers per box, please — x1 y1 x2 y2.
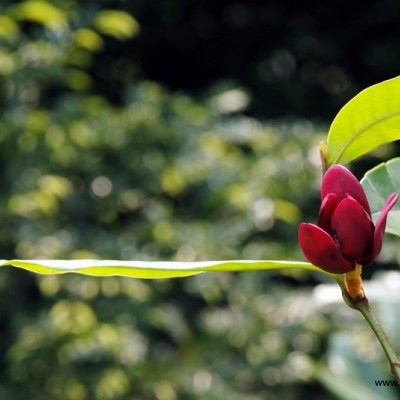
0 16 19 39
0 50 15 75
38 175 73 198
326 76 400 165
11 1 66 29
361 157 400 236
66 69 92 90
74 28 103 52
94 10 140 40
0 259 333 279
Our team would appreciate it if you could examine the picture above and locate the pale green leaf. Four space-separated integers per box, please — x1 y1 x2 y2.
74 28 104 52
0 259 336 280
361 157 400 236
0 16 19 39
94 10 139 40
327 76 400 165
11 1 66 29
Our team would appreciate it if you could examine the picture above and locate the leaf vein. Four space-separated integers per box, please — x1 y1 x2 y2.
333 110 400 164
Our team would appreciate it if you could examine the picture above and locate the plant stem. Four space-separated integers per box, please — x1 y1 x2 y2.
358 299 400 379
340 283 400 380
320 141 329 173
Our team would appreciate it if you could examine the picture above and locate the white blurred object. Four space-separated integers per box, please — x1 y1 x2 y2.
312 270 400 307
212 89 250 114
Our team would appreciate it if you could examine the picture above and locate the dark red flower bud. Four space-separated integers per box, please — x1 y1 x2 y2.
298 165 398 274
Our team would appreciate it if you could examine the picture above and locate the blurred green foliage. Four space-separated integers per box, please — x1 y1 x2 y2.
0 1 399 399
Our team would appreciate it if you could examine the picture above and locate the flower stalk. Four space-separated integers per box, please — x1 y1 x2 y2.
344 263 365 302
339 282 400 380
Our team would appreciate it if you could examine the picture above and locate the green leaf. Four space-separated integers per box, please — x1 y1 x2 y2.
0 259 335 279
361 157 400 236
11 1 66 29
326 76 400 165
0 16 19 40
94 10 140 40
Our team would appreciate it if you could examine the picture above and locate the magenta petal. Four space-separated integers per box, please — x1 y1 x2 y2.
331 196 374 262
298 223 354 273
318 193 336 234
321 165 371 215
369 193 399 263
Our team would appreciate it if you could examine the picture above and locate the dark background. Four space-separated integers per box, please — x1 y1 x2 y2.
92 0 400 117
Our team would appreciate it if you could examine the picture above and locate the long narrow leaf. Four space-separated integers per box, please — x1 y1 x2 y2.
0 259 334 279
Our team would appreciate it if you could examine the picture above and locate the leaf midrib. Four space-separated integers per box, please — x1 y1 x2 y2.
331 110 400 164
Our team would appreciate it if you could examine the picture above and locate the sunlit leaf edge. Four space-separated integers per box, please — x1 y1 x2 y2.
0 259 337 280
326 75 400 166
